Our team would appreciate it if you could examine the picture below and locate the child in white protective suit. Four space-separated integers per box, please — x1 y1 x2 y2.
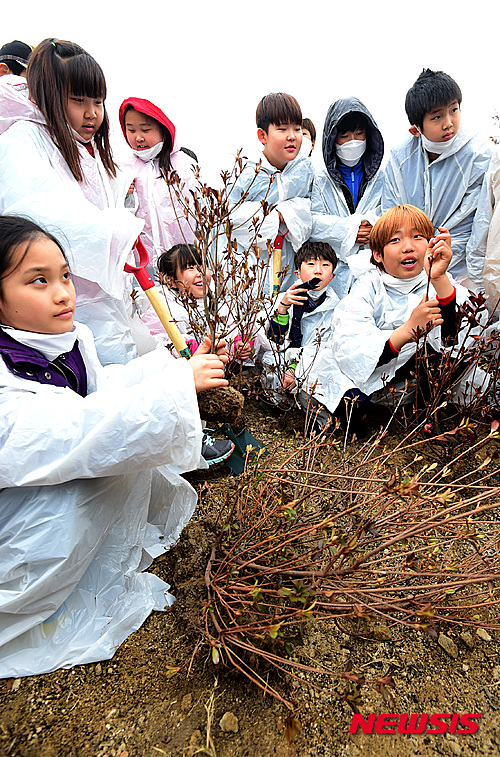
118 97 197 274
330 204 486 431
0 215 229 678
259 240 359 433
310 98 385 298
144 243 266 361
228 92 314 298
381 69 492 291
0 39 155 366
143 242 247 466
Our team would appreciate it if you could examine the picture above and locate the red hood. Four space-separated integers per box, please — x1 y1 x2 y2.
119 97 175 146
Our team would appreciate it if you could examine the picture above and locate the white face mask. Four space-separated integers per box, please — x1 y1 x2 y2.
417 128 459 156
299 279 327 299
335 138 366 167
132 141 164 162
308 285 326 300
71 127 93 145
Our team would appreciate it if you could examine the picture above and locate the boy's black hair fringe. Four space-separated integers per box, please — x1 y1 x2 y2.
405 68 462 129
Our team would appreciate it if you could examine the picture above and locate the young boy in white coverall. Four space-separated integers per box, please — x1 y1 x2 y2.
228 92 314 299
260 240 360 434
381 69 492 291
330 204 485 431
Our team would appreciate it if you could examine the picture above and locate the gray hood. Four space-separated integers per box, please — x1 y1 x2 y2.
322 97 384 183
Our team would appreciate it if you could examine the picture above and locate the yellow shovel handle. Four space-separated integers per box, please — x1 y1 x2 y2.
145 287 192 359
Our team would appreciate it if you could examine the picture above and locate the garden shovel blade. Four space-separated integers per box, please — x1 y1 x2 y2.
221 423 267 475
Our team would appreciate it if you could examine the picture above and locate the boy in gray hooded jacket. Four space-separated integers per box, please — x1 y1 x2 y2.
310 97 385 298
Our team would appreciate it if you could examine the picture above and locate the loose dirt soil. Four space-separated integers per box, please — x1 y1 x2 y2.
1 400 500 757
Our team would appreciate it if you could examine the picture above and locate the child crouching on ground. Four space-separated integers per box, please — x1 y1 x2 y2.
142 242 267 463
143 243 265 364
330 204 484 429
260 240 356 431
0 216 229 677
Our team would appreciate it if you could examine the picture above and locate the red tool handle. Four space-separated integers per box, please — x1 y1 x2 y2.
124 237 155 291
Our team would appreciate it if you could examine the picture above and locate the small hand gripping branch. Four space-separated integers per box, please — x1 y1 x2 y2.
125 237 192 359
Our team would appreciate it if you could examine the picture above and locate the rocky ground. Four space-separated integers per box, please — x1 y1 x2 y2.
1 399 500 757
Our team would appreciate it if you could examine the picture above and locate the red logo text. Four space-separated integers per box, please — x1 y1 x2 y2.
349 714 481 735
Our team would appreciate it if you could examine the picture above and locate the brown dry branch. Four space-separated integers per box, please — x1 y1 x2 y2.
376 292 499 434
198 423 500 709
163 154 322 401
163 153 277 369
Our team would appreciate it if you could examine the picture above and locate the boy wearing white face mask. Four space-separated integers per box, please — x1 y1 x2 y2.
310 98 385 298
382 69 492 291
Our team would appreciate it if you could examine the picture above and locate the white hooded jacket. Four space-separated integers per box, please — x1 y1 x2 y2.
120 144 197 271
382 128 492 289
228 152 314 295
0 76 154 366
311 97 385 298
0 322 202 677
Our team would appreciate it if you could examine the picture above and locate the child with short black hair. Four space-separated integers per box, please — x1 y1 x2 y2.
260 239 353 428
404 68 462 132
311 98 385 298
268 240 339 377
382 69 492 290
228 92 314 297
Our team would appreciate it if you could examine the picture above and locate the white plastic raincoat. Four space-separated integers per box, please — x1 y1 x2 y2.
483 147 500 311
381 128 492 289
311 98 385 298
0 76 154 366
0 322 202 677
120 145 196 271
332 270 474 397
260 287 354 412
228 153 314 295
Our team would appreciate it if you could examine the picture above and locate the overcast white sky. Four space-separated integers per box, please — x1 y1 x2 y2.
3 0 500 186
